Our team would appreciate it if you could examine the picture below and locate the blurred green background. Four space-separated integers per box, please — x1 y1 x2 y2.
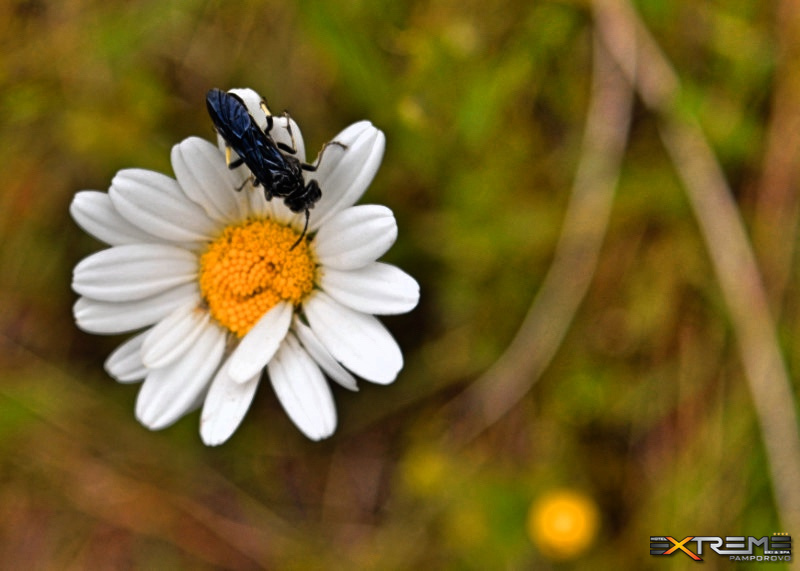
1 0 798 568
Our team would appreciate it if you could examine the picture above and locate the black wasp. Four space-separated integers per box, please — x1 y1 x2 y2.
206 88 340 249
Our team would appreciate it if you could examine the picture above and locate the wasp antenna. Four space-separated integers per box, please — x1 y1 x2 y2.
290 210 310 251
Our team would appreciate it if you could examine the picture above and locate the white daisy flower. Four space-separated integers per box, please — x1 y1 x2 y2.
70 88 419 445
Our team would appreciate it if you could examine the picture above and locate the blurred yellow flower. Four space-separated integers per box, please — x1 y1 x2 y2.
527 489 599 560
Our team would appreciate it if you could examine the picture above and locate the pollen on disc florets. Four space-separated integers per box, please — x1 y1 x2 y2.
199 219 316 338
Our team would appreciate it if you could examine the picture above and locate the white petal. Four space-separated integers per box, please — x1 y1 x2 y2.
313 205 397 270
293 317 358 391
321 120 374 144
304 291 403 385
104 330 149 383
72 244 197 302
200 363 261 446
171 137 248 224
227 301 293 383
141 304 212 369
135 322 225 430
70 191 159 246
319 262 420 315
74 282 199 334
308 122 385 231
109 169 218 242
212 132 252 191
245 183 272 218
268 335 336 440
226 88 307 163
271 116 307 164
227 88 267 127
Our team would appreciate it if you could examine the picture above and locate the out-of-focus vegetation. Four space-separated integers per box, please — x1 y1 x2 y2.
1 0 798 568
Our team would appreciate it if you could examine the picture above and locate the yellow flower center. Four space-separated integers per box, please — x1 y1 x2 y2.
198 219 315 338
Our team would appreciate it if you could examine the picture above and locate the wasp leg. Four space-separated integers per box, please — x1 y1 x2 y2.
224 146 245 170
300 140 349 172
275 111 300 155
290 209 310 251
234 176 252 192
260 100 276 135
261 103 300 155
277 141 296 154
